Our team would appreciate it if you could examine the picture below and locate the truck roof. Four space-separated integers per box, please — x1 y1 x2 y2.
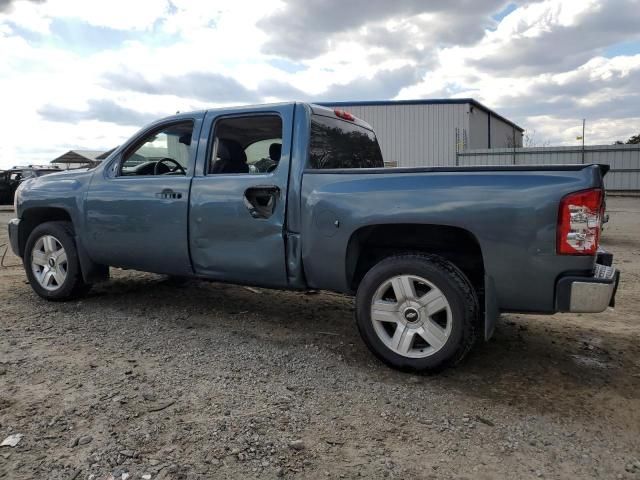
308 103 375 131
160 102 375 132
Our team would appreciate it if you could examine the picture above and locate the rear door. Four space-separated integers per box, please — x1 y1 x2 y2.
189 104 294 287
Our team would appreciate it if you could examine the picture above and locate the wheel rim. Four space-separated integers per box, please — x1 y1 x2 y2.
31 235 68 291
370 274 452 359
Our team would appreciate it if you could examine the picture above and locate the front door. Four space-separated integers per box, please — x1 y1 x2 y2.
189 105 294 287
84 118 199 275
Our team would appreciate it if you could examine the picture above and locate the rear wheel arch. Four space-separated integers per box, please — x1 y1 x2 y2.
345 223 486 294
345 223 487 337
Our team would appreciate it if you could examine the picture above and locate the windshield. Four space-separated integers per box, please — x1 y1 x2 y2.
308 115 384 169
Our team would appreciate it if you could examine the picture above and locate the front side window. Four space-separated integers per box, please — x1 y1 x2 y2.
120 121 193 176
208 115 282 175
308 115 384 169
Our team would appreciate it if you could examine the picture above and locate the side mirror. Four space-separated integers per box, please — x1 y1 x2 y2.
107 154 123 178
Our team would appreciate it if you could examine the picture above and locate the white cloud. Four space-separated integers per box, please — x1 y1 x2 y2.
0 0 50 33
0 0 639 168
2 0 170 32
524 115 640 146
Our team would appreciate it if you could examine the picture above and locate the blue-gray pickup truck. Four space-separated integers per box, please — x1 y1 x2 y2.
8 102 619 372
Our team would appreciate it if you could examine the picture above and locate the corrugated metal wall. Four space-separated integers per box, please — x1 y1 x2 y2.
325 102 524 167
468 107 489 149
468 108 524 149
489 116 523 149
457 145 640 191
324 103 469 167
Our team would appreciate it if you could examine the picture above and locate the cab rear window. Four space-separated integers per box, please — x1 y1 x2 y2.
308 115 384 169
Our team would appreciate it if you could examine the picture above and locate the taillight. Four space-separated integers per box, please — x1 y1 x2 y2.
334 109 355 121
557 188 603 255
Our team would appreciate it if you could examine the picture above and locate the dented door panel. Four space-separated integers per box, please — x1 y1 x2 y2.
188 104 295 287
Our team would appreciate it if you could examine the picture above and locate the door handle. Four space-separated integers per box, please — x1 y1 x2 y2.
243 186 280 219
155 188 182 200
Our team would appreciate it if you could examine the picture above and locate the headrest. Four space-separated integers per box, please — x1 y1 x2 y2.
269 143 282 161
216 140 230 161
218 138 246 163
179 133 191 146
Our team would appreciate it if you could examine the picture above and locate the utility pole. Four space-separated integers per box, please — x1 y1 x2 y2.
576 119 586 163
455 128 459 166
581 119 585 164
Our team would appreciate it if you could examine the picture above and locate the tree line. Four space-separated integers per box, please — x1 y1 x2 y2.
614 134 640 145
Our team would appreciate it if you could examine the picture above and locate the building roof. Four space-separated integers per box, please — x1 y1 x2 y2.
96 147 117 160
318 98 524 132
50 150 106 165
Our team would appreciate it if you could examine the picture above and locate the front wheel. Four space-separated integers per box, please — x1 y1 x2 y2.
355 254 478 372
23 221 91 301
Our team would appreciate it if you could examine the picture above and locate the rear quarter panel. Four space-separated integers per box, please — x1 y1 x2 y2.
300 165 603 312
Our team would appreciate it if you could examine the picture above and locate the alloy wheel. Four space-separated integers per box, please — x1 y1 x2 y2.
370 274 452 358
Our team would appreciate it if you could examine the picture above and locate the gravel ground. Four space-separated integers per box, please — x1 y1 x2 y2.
0 197 639 480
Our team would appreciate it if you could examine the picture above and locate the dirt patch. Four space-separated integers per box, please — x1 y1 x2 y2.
1 198 639 479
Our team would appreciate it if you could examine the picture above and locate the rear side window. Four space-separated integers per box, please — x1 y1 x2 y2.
208 115 282 175
308 115 383 169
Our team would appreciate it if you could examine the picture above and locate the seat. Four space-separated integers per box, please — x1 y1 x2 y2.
255 142 283 173
211 139 249 174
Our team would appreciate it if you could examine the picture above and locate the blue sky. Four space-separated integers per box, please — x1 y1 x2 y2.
0 0 639 167
492 2 518 22
605 40 640 58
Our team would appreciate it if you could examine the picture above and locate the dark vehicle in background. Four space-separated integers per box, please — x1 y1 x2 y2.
0 166 61 205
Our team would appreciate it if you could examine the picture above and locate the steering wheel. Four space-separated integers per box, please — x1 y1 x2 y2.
154 158 186 176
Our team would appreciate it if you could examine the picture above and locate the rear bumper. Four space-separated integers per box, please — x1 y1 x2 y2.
7 218 21 257
556 262 619 313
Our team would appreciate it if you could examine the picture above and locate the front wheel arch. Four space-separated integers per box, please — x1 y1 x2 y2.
18 207 108 283
18 207 73 257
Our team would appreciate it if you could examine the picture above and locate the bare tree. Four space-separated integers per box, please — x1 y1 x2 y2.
612 134 639 145
523 130 550 148
504 132 518 148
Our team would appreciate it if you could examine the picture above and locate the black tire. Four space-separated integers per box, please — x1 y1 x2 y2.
23 221 91 301
355 253 478 372
164 275 191 285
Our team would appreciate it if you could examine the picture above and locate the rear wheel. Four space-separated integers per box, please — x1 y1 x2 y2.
24 221 91 300
164 275 191 286
355 254 478 372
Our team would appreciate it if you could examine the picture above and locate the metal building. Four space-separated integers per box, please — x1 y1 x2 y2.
321 99 524 167
50 149 113 169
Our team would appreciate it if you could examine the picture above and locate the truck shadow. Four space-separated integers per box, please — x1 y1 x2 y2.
82 273 640 423
441 317 640 419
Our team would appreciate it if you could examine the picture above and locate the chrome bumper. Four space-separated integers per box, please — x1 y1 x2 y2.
556 262 620 313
